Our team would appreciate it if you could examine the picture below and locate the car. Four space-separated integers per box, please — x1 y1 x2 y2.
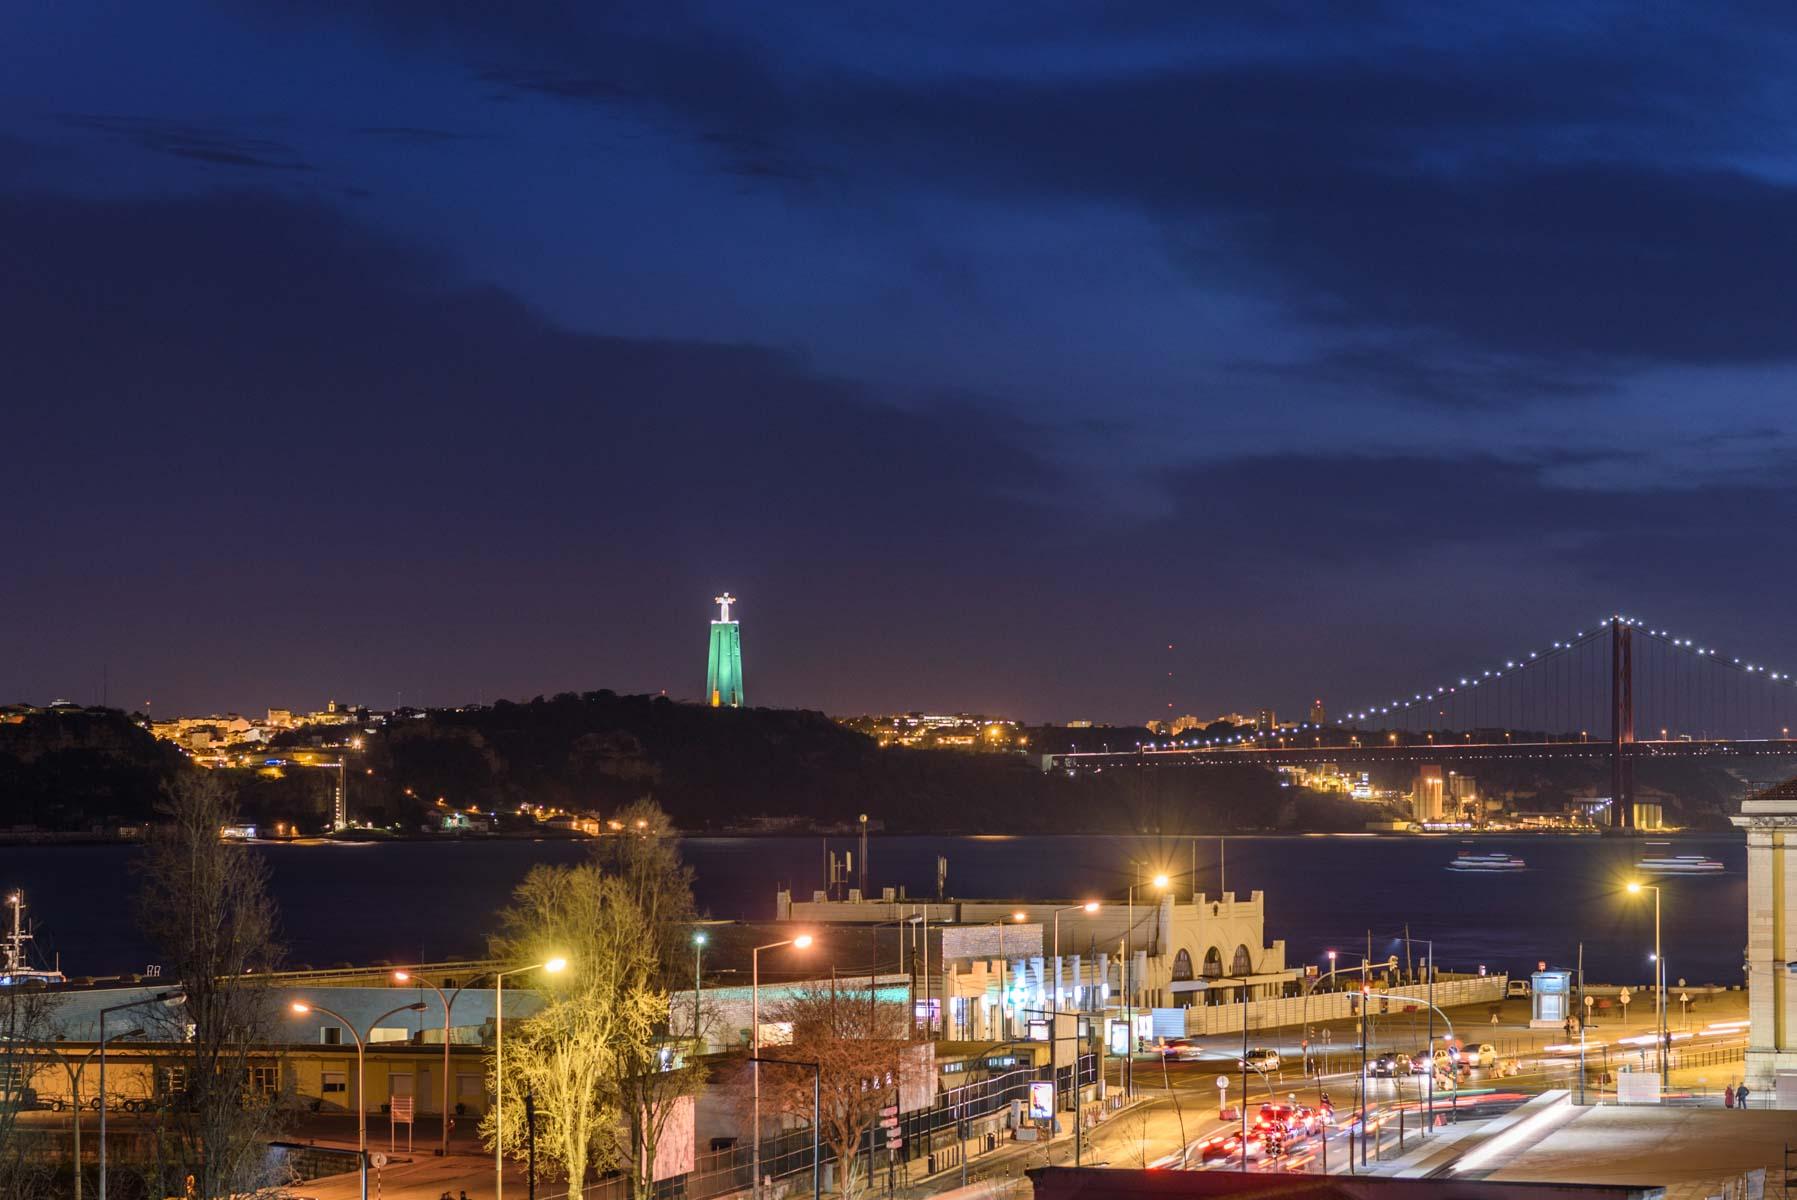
1506 979 1531 998
1195 1132 1257 1163
1240 1047 1280 1071
1367 1052 1415 1078
1159 1038 1198 1060
1473 1043 1497 1068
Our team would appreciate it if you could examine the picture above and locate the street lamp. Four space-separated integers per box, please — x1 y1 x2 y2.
54 1025 142 1200
491 958 568 1200
392 969 458 1158
1123 873 1169 1097
1626 882 1667 1086
987 912 1029 1040
1048 902 1100 1136
99 989 183 1200
753 935 813 1200
1050 902 1101 1016
290 999 427 1200
1200 974 1256 1173
749 1056 821 1200
693 932 709 1045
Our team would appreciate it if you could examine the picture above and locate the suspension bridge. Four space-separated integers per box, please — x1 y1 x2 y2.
1047 616 1797 827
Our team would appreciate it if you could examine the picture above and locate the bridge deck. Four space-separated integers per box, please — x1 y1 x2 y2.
1047 738 1797 769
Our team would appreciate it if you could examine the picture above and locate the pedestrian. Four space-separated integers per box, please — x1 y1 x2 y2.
1737 1082 1751 1110
1724 1080 1735 1109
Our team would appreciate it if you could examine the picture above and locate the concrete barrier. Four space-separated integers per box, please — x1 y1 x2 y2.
1181 975 1509 1036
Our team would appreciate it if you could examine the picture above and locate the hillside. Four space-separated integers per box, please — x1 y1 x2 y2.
356 691 1350 834
6 695 1782 835
0 705 190 828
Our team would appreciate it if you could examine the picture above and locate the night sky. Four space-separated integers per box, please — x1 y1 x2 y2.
7 5 1797 723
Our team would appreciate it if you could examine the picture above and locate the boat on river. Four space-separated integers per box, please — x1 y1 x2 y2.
1445 851 1528 872
0 890 66 986
1636 853 1725 874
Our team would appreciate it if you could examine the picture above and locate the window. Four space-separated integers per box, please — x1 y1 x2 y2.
250 1066 278 1096
1170 949 1193 982
1231 944 1253 977
322 1072 347 1095
160 1066 189 1096
321 1026 342 1046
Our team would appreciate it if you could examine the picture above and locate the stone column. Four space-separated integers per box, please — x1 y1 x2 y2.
1733 797 1797 1096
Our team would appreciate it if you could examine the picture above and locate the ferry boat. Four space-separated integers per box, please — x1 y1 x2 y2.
1636 853 1726 875
0 891 66 986
1445 851 1527 872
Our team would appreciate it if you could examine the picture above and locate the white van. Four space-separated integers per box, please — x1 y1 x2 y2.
1505 979 1530 999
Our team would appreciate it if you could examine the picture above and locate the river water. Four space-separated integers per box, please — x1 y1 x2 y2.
0 833 1745 986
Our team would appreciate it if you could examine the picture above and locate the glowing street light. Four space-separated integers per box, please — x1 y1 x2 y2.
493 958 568 1200
1124 871 1170 1097
290 998 426 1200
752 935 813 1199
1625 882 1666 1087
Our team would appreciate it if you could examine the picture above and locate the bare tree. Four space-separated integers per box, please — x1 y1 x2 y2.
751 985 910 1200
0 987 54 1200
485 864 663 1197
134 772 288 1199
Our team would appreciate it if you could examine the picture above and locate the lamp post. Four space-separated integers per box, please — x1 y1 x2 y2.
749 1057 821 1200
984 912 1027 1041
99 989 182 1200
1188 974 1256 1171
1048 903 1099 1137
693 933 708 1045
391 969 456 1158
492 958 568 1200
54 1026 142 1200
1300 952 1351 1077
1626 882 1667 1086
753 935 813 1200
290 999 427 1200
1050 902 1101 1018
1124 874 1168 1098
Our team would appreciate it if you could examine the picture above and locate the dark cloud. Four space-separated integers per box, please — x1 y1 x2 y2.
1223 343 1611 410
354 126 480 145
313 7 1797 377
55 114 314 171
1155 451 1797 581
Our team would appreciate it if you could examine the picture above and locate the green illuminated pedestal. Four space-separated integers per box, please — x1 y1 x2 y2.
707 620 743 707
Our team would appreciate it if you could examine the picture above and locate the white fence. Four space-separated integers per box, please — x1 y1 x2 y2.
1176 974 1509 1036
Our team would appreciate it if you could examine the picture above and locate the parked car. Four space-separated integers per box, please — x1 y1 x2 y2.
1506 979 1531 998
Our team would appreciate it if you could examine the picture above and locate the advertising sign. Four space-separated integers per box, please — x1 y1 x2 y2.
1028 1080 1055 1121
1107 1019 1130 1056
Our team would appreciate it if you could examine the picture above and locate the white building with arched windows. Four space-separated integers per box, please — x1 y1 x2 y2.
775 887 1297 1040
